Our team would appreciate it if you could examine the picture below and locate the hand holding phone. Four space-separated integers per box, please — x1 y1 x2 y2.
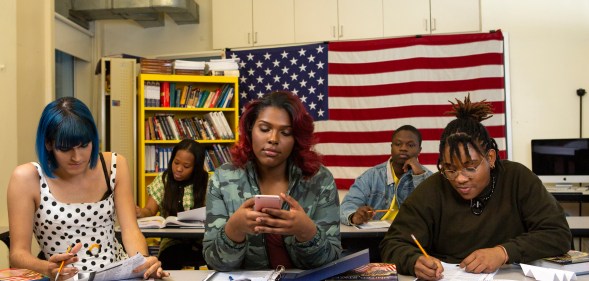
253 195 283 211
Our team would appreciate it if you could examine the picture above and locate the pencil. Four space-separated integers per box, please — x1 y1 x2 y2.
55 245 72 281
370 209 390 213
411 234 430 259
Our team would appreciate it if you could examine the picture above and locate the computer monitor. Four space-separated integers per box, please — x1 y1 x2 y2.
531 138 589 187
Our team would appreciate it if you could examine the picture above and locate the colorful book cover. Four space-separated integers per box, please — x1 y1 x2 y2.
544 250 589 264
327 263 397 280
0 268 49 281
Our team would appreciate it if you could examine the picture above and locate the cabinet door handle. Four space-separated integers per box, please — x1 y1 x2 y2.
248 32 251 44
332 26 336 38
339 25 343 38
424 19 428 32
432 18 437 32
254 32 258 44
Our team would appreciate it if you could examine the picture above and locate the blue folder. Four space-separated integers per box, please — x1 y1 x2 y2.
280 249 370 281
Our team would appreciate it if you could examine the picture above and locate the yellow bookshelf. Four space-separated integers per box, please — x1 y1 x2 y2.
137 74 239 206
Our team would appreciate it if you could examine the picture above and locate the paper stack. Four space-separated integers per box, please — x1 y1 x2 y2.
521 263 577 281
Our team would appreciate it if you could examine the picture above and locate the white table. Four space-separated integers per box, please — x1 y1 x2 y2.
160 265 589 280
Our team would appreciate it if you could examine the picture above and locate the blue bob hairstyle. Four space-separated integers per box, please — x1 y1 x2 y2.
35 97 100 178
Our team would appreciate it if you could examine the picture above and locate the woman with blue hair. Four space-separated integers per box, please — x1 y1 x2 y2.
7 97 169 280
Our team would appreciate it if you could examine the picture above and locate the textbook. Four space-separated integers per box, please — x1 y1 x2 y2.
137 207 205 228
0 268 49 281
543 250 589 264
280 249 370 281
532 250 589 275
326 263 397 280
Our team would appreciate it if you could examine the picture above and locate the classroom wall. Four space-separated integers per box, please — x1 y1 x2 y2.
1 0 589 270
0 0 54 268
0 0 18 269
101 0 589 170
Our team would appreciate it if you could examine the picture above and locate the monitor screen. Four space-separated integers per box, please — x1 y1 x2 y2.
531 138 589 185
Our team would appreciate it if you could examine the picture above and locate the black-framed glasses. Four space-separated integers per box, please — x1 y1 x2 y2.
441 152 489 180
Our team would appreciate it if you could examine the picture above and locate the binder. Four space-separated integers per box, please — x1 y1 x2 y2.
280 249 370 281
203 249 369 281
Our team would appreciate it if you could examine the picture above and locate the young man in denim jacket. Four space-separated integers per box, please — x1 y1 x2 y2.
340 125 433 226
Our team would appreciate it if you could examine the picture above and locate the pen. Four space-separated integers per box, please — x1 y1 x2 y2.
55 244 72 281
411 234 430 259
369 209 390 213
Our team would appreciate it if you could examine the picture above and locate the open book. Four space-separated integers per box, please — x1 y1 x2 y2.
137 207 205 228
531 250 589 275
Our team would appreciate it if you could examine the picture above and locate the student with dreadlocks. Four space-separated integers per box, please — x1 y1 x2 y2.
379 95 571 281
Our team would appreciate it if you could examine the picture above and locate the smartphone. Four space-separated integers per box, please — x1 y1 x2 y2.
253 195 283 211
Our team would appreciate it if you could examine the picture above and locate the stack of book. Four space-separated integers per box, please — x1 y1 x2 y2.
207 59 239 76
140 58 173 74
532 250 589 275
174 60 206 75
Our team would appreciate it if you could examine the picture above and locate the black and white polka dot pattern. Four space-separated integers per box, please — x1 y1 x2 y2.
32 153 126 271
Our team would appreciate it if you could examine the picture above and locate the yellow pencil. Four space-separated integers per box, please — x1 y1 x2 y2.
370 209 390 213
411 234 430 259
55 245 72 280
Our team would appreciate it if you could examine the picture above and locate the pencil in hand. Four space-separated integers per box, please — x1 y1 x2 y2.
411 234 430 259
55 245 72 281
370 209 390 213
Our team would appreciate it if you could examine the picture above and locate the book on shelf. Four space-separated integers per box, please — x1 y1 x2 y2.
216 111 234 139
221 87 234 108
207 88 222 108
326 263 397 280
532 250 589 275
0 268 49 281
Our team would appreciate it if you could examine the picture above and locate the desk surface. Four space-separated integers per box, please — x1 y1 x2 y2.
132 224 388 239
161 264 589 280
128 218 589 239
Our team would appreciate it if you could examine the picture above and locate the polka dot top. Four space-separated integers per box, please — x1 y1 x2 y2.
32 152 127 272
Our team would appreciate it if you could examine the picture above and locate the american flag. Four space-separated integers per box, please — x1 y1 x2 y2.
227 31 506 190
227 43 329 121
315 31 506 189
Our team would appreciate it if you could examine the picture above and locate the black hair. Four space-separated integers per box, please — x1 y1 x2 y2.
436 94 501 171
392 125 423 146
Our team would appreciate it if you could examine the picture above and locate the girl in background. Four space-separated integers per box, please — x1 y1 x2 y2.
136 138 208 269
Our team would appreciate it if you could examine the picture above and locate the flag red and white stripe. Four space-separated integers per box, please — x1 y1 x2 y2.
315 31 506 190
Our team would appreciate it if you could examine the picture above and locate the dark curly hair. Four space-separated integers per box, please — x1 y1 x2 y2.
230 91 322 178
436 94 501 172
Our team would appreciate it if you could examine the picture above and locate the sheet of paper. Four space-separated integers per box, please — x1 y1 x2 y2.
207 270 276 281
177 206 206 221
74 253 146 281
520 263 577 281
436 262 497 281
354 220 391 229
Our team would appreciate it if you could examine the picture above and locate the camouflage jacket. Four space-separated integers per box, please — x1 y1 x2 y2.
203 161 342 271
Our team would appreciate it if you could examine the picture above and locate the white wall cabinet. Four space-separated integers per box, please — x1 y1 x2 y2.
384 0 480 37
214 0 479 49
212 0 294 49
337 0 383 40
294 0 338 43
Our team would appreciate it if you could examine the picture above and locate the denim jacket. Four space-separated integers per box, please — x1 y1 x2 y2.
340 158 433 225
203 161 342 271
